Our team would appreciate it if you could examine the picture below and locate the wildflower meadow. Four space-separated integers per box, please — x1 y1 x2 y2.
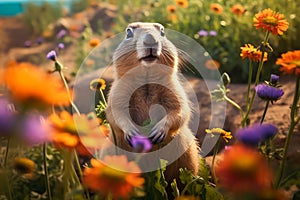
0 0 300 200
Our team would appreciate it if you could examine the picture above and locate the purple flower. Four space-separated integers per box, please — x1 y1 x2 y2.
131 135 152 153
237 124 277 146
24 40 32 48
46 50 57 61
0 98 15 136
36 37 43 45
209 30 217 36
270 74 279 85
21 114 50 145
255 84 284 101
57 43 65 50
198 30 208 37
56 29 67 39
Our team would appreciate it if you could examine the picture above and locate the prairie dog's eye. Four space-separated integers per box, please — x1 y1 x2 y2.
160 27 165 36
126 27 134 39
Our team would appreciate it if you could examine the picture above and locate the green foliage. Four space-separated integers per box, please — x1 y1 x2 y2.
71 0 90 14
22 2 63 35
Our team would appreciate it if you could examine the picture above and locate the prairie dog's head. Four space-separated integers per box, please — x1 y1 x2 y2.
113 22 178 78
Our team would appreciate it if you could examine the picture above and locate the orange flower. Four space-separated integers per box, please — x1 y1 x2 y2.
205 59 220 70
48 111 109 152
253 8 289 35
210 3 223 14
240 44 268 62
167 5 176 13
90 78 106 91
2 61 70 108
13 157 35 179
175 0 188 8
231 4 245 16
276 50 300 76
89 38 101 47
215 144 272 194
82 156 144 198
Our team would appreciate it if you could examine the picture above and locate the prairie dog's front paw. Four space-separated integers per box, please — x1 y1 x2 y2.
148 119 168 144
123 127 140 146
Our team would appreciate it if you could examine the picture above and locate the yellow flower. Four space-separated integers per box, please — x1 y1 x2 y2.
205 128 232 142
205 59 220 70
2 61 70 108
253 8 289 35
83 156 144 198
240 44 268 62
175 0 188 8
175 196 200 200
13 157 35 179
276 50 300 76
90 78 106 91
210 3 223 14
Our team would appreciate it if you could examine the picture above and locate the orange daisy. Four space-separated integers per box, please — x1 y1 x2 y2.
90 78 106 91
48 111 109 152
175 0 188 8
13 157 35 179
205 128 232 143
240 44 268 62
2 61 70 108
89 38 101 47
167 5 176 13
82 156 144 198
205 59 220 70
253 8 289 35
210 3 223 14
215 144 273 194
231 4 245 16
276 50 300 76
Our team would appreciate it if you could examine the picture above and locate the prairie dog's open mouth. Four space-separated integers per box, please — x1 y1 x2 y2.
139 48 159 62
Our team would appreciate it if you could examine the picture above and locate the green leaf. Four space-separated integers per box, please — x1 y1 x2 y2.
204 184 224 200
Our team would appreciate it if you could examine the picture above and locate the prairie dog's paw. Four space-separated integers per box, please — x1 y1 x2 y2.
123 127 140 146
148 119 168 144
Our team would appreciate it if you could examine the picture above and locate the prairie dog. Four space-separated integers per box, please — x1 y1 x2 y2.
105 22 199 184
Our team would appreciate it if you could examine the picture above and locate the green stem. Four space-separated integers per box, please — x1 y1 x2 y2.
4 138 10 167
181 177 203 195
58 70 80 115
242 31 270 126
224 95 245 121
43 143 52 200
246 60 253 109
275 75 300 188
99 89 108 107
211 138 221 184
260 100 270 124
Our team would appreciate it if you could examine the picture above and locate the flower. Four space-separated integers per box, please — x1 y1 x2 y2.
215 144 273 194
253 8 289 35
48 111 109 152
56 29 67 39
57 43 65 50
167 5 176 13
90 78 106 91
255 84 284 102
236 124 278 146
205 128 232 142
175 196 199 200
230 4 245 16
240 44 268 62
89 38 101 47
36 37 43 45
82 156 144 198
270 74 279 85
2 61 70 108
205 59 220 70
175 0 188 8
24 40 32 48
276 50 300 76
13 157 35 179
46 50 57 61
131 135 152 152
210 3 223 14
197 30 208 37
209 30 217 36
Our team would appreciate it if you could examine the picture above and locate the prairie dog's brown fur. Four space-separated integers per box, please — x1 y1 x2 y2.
105 22 199 187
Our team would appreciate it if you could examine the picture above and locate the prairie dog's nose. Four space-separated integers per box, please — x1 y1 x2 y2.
143 33 158 47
